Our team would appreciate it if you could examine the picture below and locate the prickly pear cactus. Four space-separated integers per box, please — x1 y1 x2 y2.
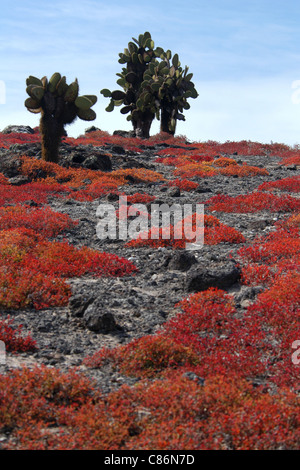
25 73 97 162
100 33 198 137
101 32 159 138
143 51 198 135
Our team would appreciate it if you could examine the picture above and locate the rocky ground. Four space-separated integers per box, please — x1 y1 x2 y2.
0 130 298 394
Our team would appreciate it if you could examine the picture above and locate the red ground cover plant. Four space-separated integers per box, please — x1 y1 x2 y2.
247 273 299 334
150 136 300 169
84 335 200 378
0 178 118 206
206 192 300 213
155 154 214 165
161 288 268 379
1 131 299 163
188 139 296 160
212 157 238 167
155 147 199 157
0 205 138 311
0 131 40 148
0 173 9 185
280 154 300 166
258 175 300 193
157 154 269 179
84 287 267 381
19 156 127 201
0 226 137 310
167 178 199 191
173 162 218 178
125 213 246 248
1 132 300 449
20 156 164 201
67 177 121 202
217 163 269 177
1 366 299 450
237 220 300 287
69 130 193 155
119 192 156 204
147 132 191 146
111 168 165 183
0 316 36 352
0 181 70 206
233 207 300 392
245 272 300 391
0 205 77 237
66 129 143 153
84 268 299 396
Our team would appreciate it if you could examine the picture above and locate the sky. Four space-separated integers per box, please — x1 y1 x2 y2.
1 0 300 145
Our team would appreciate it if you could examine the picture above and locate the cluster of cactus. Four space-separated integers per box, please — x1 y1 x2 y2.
136 50 198 135
101 32 158 138
101 32 198 137
148 51 198 135
25 73 97 162
24 33 198 153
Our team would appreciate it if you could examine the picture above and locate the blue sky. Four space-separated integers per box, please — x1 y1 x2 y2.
1 0 300 145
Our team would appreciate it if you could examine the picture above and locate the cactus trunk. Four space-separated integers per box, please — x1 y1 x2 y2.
40 111 65 163
160 107 176 135
133 110 154 138
25 74 97 162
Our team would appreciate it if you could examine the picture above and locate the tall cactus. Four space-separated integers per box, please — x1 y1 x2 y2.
146 51 198 135
101 33 198 138
101 32 159 138
25 73 97 162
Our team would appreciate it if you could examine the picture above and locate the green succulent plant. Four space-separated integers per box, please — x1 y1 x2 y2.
143 51 198 135
101 33 198 138
25 73 97 162
101 32 160 138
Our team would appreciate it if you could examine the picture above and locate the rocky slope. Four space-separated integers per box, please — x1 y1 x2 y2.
0 130 298 394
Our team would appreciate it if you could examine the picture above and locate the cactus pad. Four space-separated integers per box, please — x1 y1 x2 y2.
64 80 79 102
75 96 93 110
76 108 96 121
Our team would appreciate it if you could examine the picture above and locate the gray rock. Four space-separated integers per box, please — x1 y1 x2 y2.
248 219 271 230
234 285 265 304
85 126 100 133
68 294 96 318
82 153 112 171
185 260 241 292
2 125 35 134
67 151 86 165
196 186 212 193
83 301 119 332
182 371 205 386
165 251 197 272
167 186 181 197
113 130 136 138
8 175 30 186
0 153 22 177
109 145 126 155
